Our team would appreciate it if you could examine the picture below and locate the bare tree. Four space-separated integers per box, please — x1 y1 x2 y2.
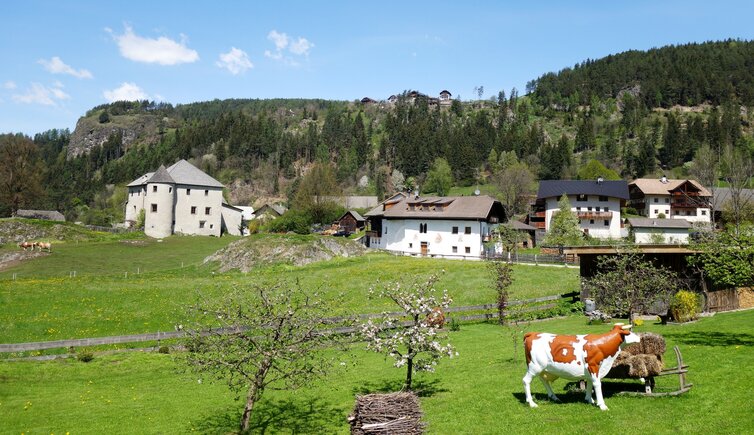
493 162 535 221
690 144 719 225
181 281 349 432
720 145 754 234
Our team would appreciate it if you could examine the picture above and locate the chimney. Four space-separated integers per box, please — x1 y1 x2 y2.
596 176 604 185
660 175 668 184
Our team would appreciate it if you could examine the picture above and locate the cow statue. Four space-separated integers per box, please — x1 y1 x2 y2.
522 323 640 411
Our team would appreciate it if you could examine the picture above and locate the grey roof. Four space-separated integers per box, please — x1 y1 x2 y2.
339 210 365 222
627 218 692 229
127 172 153 187
711 187 754 211
15 209 65 221
365 195 505 221
166 160 224 188
127 160 223 188
507 220 537 231
146 165 175 184
537 180 629 200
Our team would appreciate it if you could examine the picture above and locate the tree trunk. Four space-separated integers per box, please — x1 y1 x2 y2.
405 356 413 391
240 382 259 432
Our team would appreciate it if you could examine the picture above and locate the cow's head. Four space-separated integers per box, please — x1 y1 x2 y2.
614 323 641 345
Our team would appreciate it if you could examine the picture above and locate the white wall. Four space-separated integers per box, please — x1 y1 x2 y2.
544 194 623 239
634 227 690 244
643 194 710 223
221 205 243 236
144 182 175 238
375 218 494 259
173 185 224 236
125 186 146 224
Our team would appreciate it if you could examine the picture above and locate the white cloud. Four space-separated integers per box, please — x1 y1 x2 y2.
110 25 199 65
264 30 314 64
103 82 149 102
38 56 93 79
289 37 314 56
12 82 69 106
2 81 16 90
216 47 254 75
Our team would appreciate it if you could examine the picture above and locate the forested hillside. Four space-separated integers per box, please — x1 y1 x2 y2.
1 40 753 227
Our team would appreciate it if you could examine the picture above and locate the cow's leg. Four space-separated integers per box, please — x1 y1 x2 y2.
523 369 538 408
591 374 609 411
584 376 594 405
538 376 561 403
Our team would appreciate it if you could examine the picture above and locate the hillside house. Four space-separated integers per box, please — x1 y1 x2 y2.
364 195 506 259
530 179 629 240
627 217 691 244
628 177 711 223
125 159 243 238
253 204 287 222
439 90 452 106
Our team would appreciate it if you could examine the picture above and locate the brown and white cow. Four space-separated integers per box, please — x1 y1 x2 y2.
18 241 36 251
522 323 640 410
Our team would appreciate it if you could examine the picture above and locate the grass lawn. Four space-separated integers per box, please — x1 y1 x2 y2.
1 237 578 343
2 310 752 434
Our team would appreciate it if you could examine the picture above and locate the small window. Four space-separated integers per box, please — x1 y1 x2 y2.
576 194 588 202
665 198 670 203
686 210 691 216
186 189 191 195
576 207 581 211
589 219 595 224
599 195 608 202
654 209 659 214
654 198 658 203
169 187 172 193
205 190 209 196
604 207 609 212
452 246 458 253
464 226 471 235
199 221 205 229
701 210 707 216
465 247 471 254
419 223 427 234
210 224 214 229
409 243 413 249
452 226 459 234
151 204 157 213
587 207 593 211
152 185 157 193
191 206 197 215
604 220 609 226
205 207 211 215
675 210 680 215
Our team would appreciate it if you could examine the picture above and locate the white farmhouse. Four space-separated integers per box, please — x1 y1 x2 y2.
627 217 691 244
125 159 243 238
364 195 506 259
530 179 629 239
628 177 711 223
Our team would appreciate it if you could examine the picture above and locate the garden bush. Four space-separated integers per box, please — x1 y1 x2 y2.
670 290 701 322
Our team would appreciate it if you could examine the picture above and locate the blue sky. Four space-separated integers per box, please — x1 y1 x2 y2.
2 1 754 135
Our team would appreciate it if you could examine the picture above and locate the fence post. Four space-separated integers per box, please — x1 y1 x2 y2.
534 254 538 265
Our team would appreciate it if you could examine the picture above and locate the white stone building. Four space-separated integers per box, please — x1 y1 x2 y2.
628 177 711 223
364 195 505 259
627 217 691 244
125 160 243 238
530 179 629 240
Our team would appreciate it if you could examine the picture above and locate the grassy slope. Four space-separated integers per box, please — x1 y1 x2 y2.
1 310 752 434
1 238 578 342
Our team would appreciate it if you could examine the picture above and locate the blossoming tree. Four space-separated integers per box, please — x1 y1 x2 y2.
361 273 457 390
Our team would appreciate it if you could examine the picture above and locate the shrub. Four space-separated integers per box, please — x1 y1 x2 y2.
247 219 261 234
264 211 311 234
670 290 701 322
77 351 94 362
158 346 170 354
449 317 461 332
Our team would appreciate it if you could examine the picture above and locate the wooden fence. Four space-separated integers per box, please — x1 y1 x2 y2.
0 293 579 353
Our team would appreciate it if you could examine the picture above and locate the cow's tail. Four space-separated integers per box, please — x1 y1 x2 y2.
523 332 539 366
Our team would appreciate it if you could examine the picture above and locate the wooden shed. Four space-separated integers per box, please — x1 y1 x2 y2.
337 210 366 234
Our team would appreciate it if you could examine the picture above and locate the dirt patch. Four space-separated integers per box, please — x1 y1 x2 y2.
204 235 366 272
0 250 47 271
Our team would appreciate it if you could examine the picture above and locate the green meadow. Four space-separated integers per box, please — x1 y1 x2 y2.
2 231 752 434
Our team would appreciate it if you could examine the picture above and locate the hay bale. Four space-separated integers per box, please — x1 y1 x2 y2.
607 333 666 379
349 392 425 434
621 332 666 356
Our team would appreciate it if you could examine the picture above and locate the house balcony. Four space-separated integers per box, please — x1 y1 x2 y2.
576 211 612 220
366 231 380 238
672 201 709 208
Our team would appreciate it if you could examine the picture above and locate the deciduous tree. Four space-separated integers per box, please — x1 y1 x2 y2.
0 134 43 216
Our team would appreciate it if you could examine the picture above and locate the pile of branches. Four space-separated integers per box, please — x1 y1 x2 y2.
348 392 425 434
608 332 666 378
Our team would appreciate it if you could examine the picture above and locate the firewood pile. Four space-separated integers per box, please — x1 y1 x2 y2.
348 392 425 434
607 332 666 378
